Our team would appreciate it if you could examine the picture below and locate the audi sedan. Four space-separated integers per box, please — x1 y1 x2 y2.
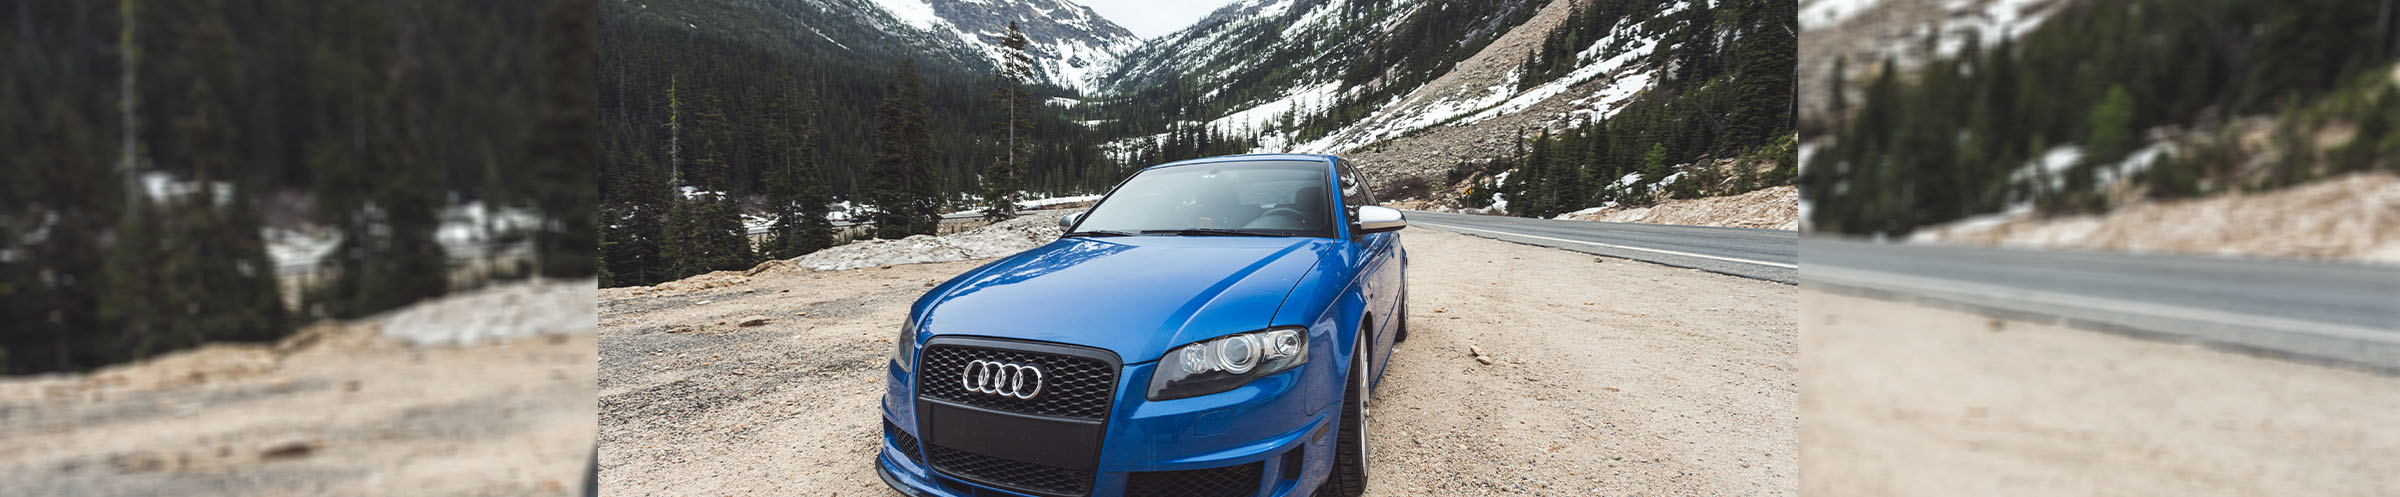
877 154 1408 497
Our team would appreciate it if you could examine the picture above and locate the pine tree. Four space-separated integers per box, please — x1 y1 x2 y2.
866 57 943 239
308 0 445 320
527 0 599 278
1672 0 1719 86
666 74 683 185
981 22 1035 221
761 72 835 260
2083 84 2137 183
162 64 287 347
1727 0 1796 151
602 152 671 285
25 101 117 371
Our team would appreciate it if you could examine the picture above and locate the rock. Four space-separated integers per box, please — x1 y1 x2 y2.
1470 345 1488 356
737 316 771 327
1474 355 1496 365
259 438 319 460
745 259 792 276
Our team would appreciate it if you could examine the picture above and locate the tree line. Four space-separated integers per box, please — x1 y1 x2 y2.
0 0 597 374
597 18 1101 288
1804 0 2400 236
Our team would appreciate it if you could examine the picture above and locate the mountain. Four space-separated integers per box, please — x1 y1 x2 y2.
603 0 1135 91
1089 0 1796 213
863 0 1140 92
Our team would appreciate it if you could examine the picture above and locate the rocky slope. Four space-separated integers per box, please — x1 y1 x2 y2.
1798 0 2068 124
1328 0 1656 186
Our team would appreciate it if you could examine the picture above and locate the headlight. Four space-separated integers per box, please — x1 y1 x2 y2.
1147 327 1307 400
893 318 918 372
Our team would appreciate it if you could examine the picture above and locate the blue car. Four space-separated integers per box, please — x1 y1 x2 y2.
877 154 1409 497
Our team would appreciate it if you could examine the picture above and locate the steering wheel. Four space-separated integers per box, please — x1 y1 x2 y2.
1253 207 1307 227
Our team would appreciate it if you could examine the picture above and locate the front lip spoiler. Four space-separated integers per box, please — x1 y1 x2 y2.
876 457 937 497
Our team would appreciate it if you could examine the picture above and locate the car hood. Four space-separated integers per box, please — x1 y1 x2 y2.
915 235 1333 364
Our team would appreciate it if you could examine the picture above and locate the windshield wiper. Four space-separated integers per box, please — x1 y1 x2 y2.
1140 228 1289 237
1062 229 1138 238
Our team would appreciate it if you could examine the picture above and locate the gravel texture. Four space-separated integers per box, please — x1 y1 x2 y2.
598 230 1796 496
1801 289 2400 496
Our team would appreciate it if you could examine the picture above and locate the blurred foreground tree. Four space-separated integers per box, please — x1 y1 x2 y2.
529 0 600 278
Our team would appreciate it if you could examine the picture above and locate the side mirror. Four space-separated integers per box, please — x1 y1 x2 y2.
1058 211 1084 229
1355 205 1406 234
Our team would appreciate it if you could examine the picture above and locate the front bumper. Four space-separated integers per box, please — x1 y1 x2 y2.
879 358 1338 497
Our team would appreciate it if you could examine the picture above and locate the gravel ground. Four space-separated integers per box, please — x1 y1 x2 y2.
1801 289 2400 496
596 230 1796 496
0 280 599 497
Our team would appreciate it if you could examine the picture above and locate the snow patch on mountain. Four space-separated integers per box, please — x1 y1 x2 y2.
857 0 1140 92
1800 0 1884 29
1283 1 1674 154
866 0 945 31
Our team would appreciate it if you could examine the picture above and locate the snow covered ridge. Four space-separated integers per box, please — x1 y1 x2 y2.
1123 0 1667 158
862 0 1139 92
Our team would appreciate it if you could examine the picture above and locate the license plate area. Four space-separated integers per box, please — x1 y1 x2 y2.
920 399 1105 471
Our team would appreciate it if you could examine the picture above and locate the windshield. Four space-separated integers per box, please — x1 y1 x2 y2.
1070 161 1337 238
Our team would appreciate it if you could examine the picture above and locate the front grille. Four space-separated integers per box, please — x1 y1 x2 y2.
919 345 1116 420
925 443 1093 497
1124 462 1262 497
885 420 922 464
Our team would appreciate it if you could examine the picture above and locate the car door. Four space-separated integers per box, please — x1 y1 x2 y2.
1337 160 1400 381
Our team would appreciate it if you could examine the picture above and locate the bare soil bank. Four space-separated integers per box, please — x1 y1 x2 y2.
1908 173 2400 263
597 229 1797 496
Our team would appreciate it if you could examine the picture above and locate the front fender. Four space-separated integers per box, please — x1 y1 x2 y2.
1270 240 1370 417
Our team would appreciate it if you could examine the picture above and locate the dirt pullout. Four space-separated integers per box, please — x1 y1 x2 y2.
1558 185 1801 230
598 230 1796 496
0 279 599 497
1907 173 2400 263
1801 289 2400 496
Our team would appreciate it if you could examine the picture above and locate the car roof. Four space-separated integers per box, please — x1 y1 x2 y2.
1143 153 1339 170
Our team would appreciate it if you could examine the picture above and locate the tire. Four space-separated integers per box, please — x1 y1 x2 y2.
1394 287 1409 344
1320 333 1372 497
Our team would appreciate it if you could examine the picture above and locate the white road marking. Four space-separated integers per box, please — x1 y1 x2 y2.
1411 221 1799 269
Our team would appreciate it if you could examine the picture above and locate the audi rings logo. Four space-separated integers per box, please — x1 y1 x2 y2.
962 360 1044 399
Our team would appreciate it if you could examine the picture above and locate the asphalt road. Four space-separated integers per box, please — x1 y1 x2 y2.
1401 210 1798 284
1803 238 2400 370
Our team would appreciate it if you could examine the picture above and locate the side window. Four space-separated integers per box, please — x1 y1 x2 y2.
1338 161 1373 215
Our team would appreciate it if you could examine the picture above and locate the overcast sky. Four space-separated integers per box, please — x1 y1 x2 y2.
1078 0 1243 39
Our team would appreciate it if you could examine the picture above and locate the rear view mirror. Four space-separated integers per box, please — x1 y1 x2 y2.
1058 211 1084 229
1355 205 1405 233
